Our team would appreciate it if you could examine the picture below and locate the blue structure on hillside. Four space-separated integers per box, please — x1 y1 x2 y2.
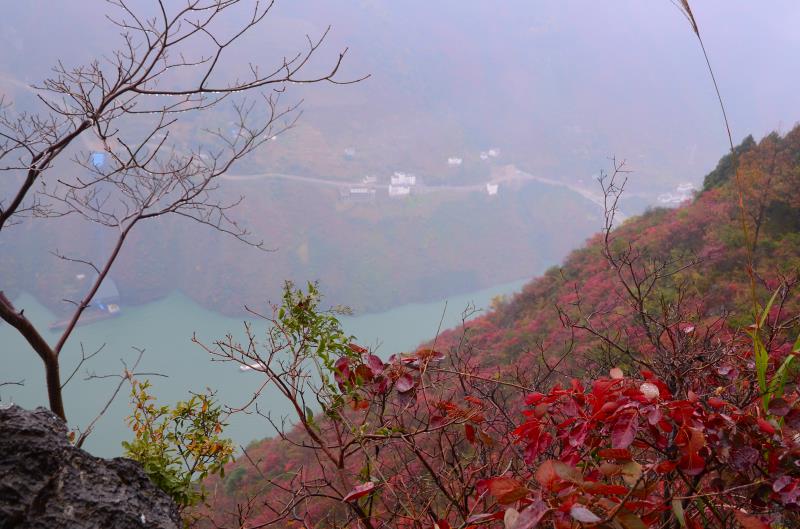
90 152 106 170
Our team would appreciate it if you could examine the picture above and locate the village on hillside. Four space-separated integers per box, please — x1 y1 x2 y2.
339 147 503 202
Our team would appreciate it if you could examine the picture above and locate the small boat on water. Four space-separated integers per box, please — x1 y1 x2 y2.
49 304 121 330
50 274 122 331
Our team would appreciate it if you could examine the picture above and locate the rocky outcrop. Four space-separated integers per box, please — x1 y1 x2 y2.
0 405 181 529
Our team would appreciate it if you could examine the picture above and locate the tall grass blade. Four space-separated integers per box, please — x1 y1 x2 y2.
758 288 780 330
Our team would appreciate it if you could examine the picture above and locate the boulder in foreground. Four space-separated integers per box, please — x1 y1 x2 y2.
0 405 180 529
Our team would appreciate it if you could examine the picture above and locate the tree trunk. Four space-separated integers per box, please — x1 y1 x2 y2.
0 291 66 420
44 352 66 420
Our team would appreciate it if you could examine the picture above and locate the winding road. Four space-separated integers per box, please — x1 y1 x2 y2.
220 166 629 219
1 72 632 219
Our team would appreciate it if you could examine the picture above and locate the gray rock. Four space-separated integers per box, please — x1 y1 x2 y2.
0 405 181 529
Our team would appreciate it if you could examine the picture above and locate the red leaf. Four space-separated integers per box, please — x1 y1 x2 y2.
785 408 800 428
366 354 384 374
731 446 759 471
768 397 790 417
416 348 445 362
567 422 589 448
348 343 368 354
733 511 771 529
434 520 450 529
654 460 677 474
598 448 632 461
582 482 629 495
486 477 529 504
466 512 505 524
535 460 582 490
676 426 705 453
513 501 549 529
707 397 726 409
757 417 776 435
479 430 495 446
334 357 350 380
772 475 793 492
678 452 705 476
342 482 375 502
395 373 415 393
612 411 639 449
647 407 663 425
569 504 601 523
465 395 484 406
525 392 545 405
465 424 476 444
354 363 374 382
349 397 369 410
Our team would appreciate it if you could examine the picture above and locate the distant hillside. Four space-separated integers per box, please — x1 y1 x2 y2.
0 170 600 316
3 0 798 317
436 127 800 371
2 2 798 194
207 126 800 524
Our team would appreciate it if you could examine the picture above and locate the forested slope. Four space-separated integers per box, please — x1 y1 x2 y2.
204 127 800 528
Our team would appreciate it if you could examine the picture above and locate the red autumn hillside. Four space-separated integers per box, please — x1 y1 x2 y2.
201 127 800 529
435 128 800 376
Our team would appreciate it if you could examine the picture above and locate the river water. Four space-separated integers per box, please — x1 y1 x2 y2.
0 279 527 456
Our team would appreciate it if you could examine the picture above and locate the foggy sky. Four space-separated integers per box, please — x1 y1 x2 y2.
0 1 798 192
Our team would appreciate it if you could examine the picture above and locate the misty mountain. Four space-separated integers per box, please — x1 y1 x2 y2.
1 1 798 194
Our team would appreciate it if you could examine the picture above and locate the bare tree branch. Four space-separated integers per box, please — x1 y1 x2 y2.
0 0 364 424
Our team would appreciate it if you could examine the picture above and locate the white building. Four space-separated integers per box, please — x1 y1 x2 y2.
388 185 411 197
486 183 499 196
479 152 489 161
362 175 377 184
487 148 500 158
447 157 463 166
676 182 696 193
391 172 417 186
348 187 376 200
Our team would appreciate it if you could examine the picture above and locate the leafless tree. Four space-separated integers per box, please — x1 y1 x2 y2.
0 0 364 423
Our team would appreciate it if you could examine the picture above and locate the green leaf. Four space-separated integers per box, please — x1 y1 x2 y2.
671 498 686 528
768 353 796 401
758 287 780 329
750 287 781 410
751 332 768 400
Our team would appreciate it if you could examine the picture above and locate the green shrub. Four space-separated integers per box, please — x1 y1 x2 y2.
122 380 234 511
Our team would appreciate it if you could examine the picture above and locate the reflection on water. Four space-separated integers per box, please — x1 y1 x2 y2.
0 278 527 456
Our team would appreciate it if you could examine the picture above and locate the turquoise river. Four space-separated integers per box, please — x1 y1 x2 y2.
1 279 527 456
